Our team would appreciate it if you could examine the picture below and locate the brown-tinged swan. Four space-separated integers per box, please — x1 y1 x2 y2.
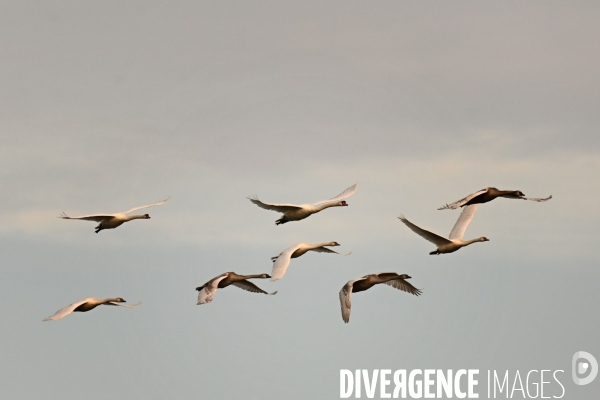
438 187 551 210
339 273 422 323
270 242 351 281
196 272 277 305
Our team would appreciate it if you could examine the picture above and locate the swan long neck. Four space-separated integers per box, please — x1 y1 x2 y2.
313 202 341 212
238 274 267 280
310 242 337 249
101 298 123 304
463 237 485 246
127 214 148 220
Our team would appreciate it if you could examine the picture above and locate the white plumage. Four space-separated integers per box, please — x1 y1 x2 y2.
60 197 170 233
399 205 489 255
248 183 358 225
43 297 141 321
197 274 229 305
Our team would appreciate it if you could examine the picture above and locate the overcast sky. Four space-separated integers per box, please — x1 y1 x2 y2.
1 2 599 399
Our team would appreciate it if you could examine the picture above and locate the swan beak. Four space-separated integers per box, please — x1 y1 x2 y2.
483 238 490 241
406 275 412 279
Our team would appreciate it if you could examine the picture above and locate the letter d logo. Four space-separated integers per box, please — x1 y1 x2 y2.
572 351 598 385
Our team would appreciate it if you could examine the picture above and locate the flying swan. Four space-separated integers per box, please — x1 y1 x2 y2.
399 205 489 255
60 197 170 233
270 242 351 281
196 272 277 305
339 273 422 323
248 183 358 225
438 187 552 210
43 297 141 321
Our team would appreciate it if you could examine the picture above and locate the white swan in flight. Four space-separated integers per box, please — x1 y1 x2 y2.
398 205 489 255
60 197 170 233
270 242 351 281
248 183 358 225
339 273 422 323
438 187 552 210
196 272 277 305
43 297 141 321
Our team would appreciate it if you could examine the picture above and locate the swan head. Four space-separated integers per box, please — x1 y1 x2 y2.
330 241 340 246
261 274 271 279
115 298 126 302
516 191 525 197
480 237 490 242
340 200 348 206
144 214 151 219
399 274 411 279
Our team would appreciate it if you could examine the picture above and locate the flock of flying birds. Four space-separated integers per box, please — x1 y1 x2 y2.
44 184 552 323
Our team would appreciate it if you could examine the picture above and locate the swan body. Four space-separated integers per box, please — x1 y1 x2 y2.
438 187 552 210
196 272 277 305
270 242 351 281
339 273 422 323
43 297 141 321
60 197 170 233
399 204 489 255
248 183 357 225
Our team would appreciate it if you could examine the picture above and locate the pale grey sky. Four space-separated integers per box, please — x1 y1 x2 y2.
1 1 599 399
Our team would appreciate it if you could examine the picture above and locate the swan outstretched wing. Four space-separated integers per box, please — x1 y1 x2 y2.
398 215 452 246
59 212 113 222
437 188 488 210
339 279 363 323
43 298 91 321
448 204 478 240
247 196 303 213
313 183 358 206
339 282 353 323
376 273 423 296
231 280 277 295
106 301 141 308
197 273 228 305
503 194 553 202
309 246 352 256
270 244 302 281
124 197 170 214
